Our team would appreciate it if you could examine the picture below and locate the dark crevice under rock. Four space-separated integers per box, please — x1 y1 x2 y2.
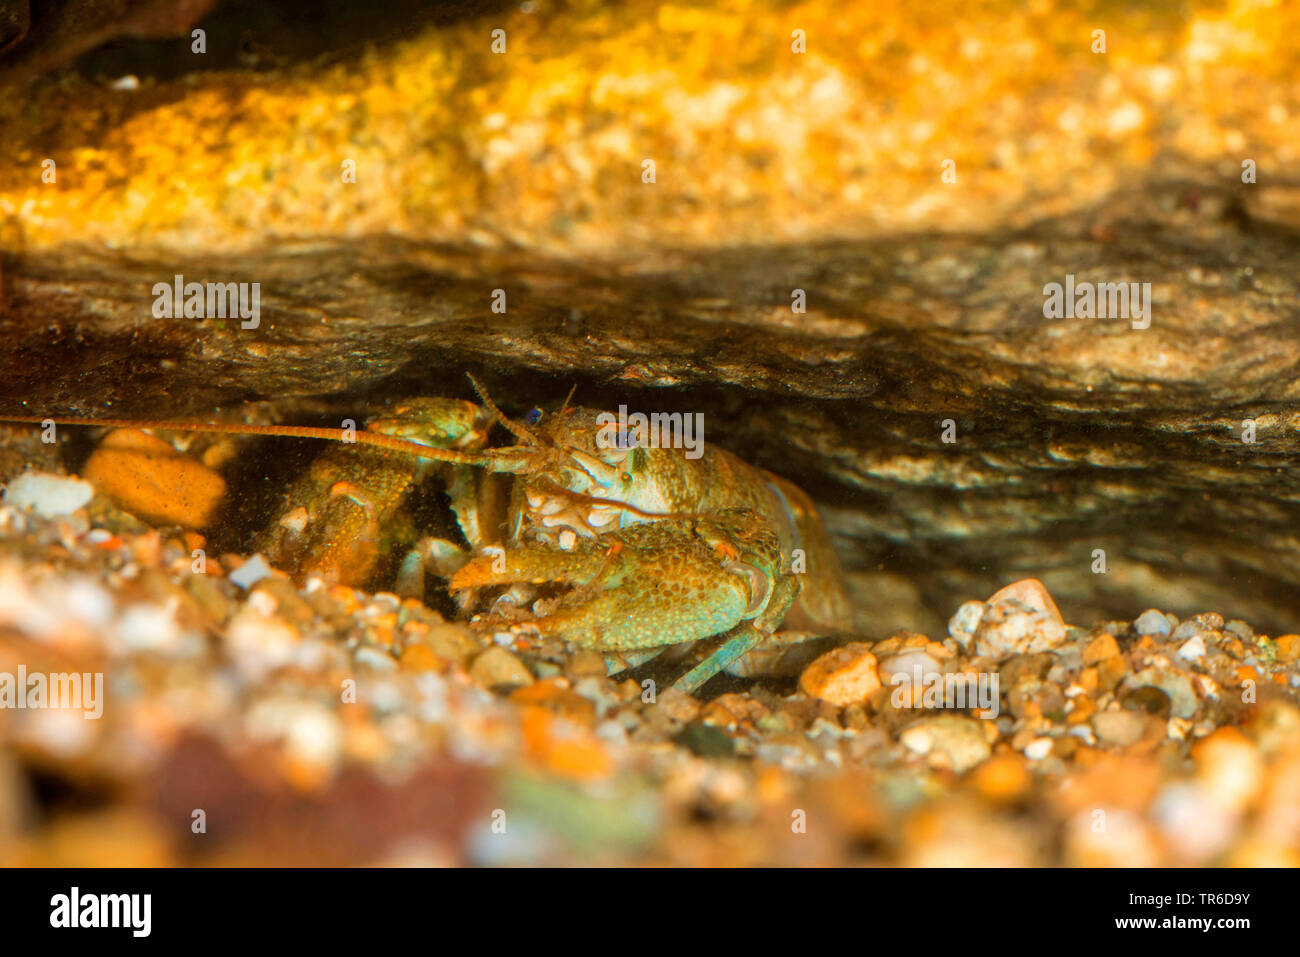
3 178 1299 635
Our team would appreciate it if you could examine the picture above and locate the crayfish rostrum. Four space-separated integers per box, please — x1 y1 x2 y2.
1 378 851 692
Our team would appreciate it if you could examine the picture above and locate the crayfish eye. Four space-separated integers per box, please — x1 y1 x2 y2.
523 407 543 426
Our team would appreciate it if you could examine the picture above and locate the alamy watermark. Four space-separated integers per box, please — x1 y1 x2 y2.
1043 274 1151 329
0 666 104 719
152 274 260 328
890 665 1000 717
595 406 705 460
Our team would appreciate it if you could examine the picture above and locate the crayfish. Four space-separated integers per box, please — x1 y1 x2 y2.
0 377 851 693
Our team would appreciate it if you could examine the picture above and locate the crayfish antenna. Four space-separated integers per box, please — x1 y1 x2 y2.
0 413 503 468
559 382 578 415
465 372 544 447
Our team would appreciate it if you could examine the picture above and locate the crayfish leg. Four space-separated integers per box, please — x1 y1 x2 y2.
672 623 766 695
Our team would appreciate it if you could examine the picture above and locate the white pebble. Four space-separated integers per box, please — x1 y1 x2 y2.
1177 634 1206 661
116 600 181 652
2 471 93 518
900 726 934 755
229 553 274 590
1024 737 1053 760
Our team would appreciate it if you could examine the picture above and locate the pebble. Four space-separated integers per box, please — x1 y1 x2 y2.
899 715 991 772
1274 635 1300 664
1091 708 1146 747
225 602 301 679
1023 737 1053 760
84 429 228 528
1133 608 1172 636
1150 782 1236 864
973 578 1066 658
1192 727 1262 812
798 643 880 706
229 553 275 590
116 600 183 653
1065 807 1161 867
2 470 94 518
1224 619 1254 641
947 600 985 649
469 646 534 688
1082 633 1120 665
1127 668 1198 719
1176 634 1206 662
970 754 1032 803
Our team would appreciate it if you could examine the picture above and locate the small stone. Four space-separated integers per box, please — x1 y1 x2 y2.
970 754 1032 803
1133 609 1171 636
1177 634 1207 662
799 643 880 706
1151 783 1236 864
973 578 1066 658
947 600 985 649
1192 727 1263 812
1273 635 1300 663
674 722 734 758
469 646 534 688
1082 633 1120 665
229 553 274 589
1091 709 1146 747
116 601 182 652
2 470 94 518
510 679 596 726
84 429 227 528
656 687 700 723
899 715 990 772
1120 684 1173 718
1023 737 1053 760
1096 654 1130 691
1127 668 1198 718
1224 620 1254 641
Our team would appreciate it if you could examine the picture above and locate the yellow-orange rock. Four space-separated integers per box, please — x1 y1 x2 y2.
799 643 880 706
84 429 227 528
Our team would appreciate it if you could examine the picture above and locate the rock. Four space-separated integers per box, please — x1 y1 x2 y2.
1224 620 1254 641
1082 633 1121 665
83 430 227 528
1120 684 1173 718
799 643 880 706
876 650 943 706
509 680 596 727
1017 737 1048 760
229 553 274 590
1192 728 1263 813
225 599 301 680
1126 668 1199 719
973 579 1066 659
1091 709 1147 747
947 601 985 649
1133 609 1172 637
1274 635 1300 664
1176 634 1207 662
656 688 701 724
1064 808 1161 867
899 715 991 773
1151 783 1237 864
469 646 533 689
674 722 735 759
2 470 94 518
970 754 1032 803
